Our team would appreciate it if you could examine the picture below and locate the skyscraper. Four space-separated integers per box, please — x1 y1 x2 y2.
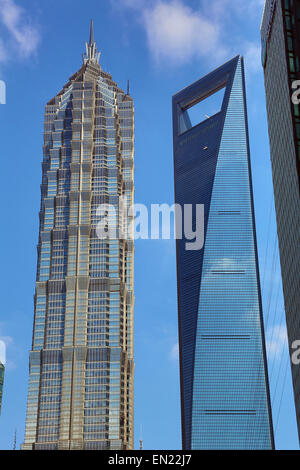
261 0 300 439
172 56 274 450
0 362 4 416
22 21 134 450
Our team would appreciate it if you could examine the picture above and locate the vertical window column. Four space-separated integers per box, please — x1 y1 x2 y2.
79 192 91 227
109 352 121 446
58 347 73 447
70 346 87 448
78 225 90 277
43 199 55 232
47 171 58 197
33 285 47 351
24 351 42 446
37 234 51 282
64 277 76 347
67 226 78 277
69 190 79 227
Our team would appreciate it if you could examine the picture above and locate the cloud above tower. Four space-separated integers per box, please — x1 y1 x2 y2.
113 0 264 72
0 0 40 63
143 1 224 65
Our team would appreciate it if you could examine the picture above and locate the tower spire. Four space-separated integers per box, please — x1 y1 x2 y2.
89 19 94 46
83 19 101 65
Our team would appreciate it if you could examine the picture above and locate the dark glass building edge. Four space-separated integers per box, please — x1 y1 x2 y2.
262 0 300 196
172 56 274 449
263 0 300 194
281 1 299 190
0 362 4 416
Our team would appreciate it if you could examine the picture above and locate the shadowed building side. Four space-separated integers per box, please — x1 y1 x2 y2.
261 0 300 441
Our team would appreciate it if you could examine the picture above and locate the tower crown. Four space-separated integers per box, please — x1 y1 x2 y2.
83 19 101 65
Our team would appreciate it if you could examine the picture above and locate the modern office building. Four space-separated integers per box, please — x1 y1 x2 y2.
172 56 274 450
261 0 300 439
0 362 4 416
22 21 135 450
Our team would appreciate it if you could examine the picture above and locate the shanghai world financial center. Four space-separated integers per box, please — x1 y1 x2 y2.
173 56 274 450
14 4 297 451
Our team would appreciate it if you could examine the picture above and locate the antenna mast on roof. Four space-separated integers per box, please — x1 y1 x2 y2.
139 425 143 451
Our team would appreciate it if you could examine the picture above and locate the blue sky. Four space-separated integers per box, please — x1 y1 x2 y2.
0 0 298 450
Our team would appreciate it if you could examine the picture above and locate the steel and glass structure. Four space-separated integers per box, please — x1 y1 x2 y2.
261 0 300 440
173 56 274 450
0 362 4 416
22 22 134 450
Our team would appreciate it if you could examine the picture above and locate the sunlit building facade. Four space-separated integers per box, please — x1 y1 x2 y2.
173 56 274 449
261 0 300 440
22 22 134 450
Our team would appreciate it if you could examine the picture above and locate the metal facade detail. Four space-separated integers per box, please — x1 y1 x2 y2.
173 56 274 450
22 24 134 450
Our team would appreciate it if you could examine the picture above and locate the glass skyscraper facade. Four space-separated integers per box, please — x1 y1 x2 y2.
0 362 4 416
22 22 134 450
172 56 274 450
261 0 300 440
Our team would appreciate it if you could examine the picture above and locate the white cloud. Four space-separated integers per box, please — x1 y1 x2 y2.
0 341 6 365
211 257 239 272
0 336 13 365
143 1 225 65
170 343 179 361
244 42 262 73
267 324 288 360
114 0 264 72
0 0 39 62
